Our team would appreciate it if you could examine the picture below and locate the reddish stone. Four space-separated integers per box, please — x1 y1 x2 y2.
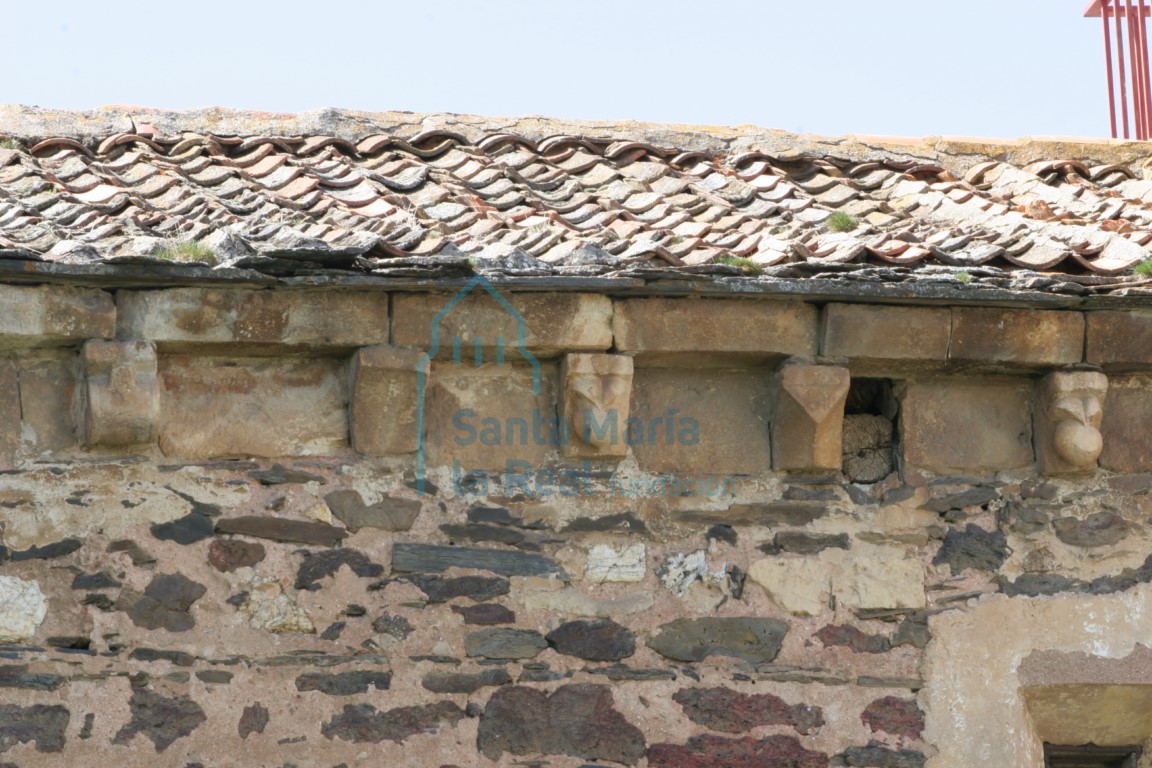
648 734 827 768
208 539 266 572
861 696 925 740
673 687 824 735
815 624 890 654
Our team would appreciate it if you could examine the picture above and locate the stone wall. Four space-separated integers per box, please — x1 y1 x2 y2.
2 281 1152 766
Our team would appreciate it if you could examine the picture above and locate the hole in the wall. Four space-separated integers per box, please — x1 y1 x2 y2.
842 378 898 483
1044 743 1142 768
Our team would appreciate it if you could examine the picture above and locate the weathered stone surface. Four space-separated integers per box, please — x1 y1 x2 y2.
195 670 232 684
839 742 927 768
546 619 636 661
561 353 633 458
391 543 561 577
822 304 950 364
772 363 850 471
18 351 78 452
630 367 772 474
561 512 648 534
295 670 392 695
81 339 158 447
861 696 925 739
674 687 824 734
324 490 423 532
158 355 348 459
1053 511 1133 548
71 572 120 590
835 554 926 611
465 628 547 659
920 487 998 513
207 539 266 572
614 298 817 359
1036 371 1108 475
404 574 510 603
901 379 1033 473
5 539 82 562
215 515 347 546
843 413 895 483
477 684 645 764
584 543 646 583
394 290 612 354
350 345 422 455
249 464 325 485
0 357 18 468
295 548 384 590
151 511 215 545
322 701 464 744
685 502 826 527
893 614 933 649
422 668 511 694
241 576 315 634
117 287 389 349
514 584 655 617
1086 310 1152 368
439 522 525 545
932 524 1010 574
1101 375 1152 472
950 307 1083 367
130 648 195 666
113 688 206 752
773 531 850 555
124 573 206 632
816 624 891 653
238 703 269 739
748 558 832 616
0 665 66 691
0 704 69 753
649 734 827 768
371 613 414 640
451 603 515 625
647 618 787 664
0 284 114 348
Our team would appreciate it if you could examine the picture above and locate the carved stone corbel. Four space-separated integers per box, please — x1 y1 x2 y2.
771 362 850 471
1036 370 1108 475
82 340 159 447
561 353 633 459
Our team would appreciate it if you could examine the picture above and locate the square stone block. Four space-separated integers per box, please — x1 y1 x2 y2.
1086 311 1152 369
17 350 79 454
629 367 772 475
350 346 424 456
0 285 115 349
1100 375 1152 473
0 356 18 468
821 303 950 366
950 308 1083 367
901 378 1034 474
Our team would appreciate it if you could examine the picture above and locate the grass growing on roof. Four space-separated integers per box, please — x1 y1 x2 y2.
154 240 217 265
825 211 858 233
716 254 763 275
0 137 20 150
1134 258 1152 276
954 270 972 283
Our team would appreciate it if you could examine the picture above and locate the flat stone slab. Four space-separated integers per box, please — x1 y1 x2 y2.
390 543 562 578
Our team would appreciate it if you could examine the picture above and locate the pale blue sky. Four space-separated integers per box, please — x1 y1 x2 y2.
2 1 1119 138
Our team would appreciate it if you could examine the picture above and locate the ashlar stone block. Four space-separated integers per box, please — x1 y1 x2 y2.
950 307 1083 367
82 340 159 448
0 285 115 349
561 353 633 459
771 363 850 472
1100 375 1152 473
350 346 424 455
1035 371 1108 476
822 303 950 366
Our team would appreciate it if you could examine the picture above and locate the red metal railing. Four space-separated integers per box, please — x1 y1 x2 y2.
1086 0 1152 139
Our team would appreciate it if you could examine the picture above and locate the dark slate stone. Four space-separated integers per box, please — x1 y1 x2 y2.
477 684 645 764
1107 474 1152 494
208 539 266 572
0 665 66 691
320 621 346 641
404 574 510 603
839 742 927 768
647 618 788 664
391 543 561 577
546 620 636 661
195 670 233 684
151 513 215 545
560 513 648 534
71 572 121 590
450 603 516 625
79 712 94 740
113 688 206 752
861 696 925 739
295 548 384 590
892 615 932 649
8 538 82 561
124 573 207 632
932 524 1010 574
0 704 69 753
774 531 850 555
465 629 547 660
107 539 156 565
295 671 392 696
322 702 464 743
520 667 569 682
920 487 998 513
815 625 890 654
678 503 825 527
164 487 222 519
324 490 422 533
999 501 1050 535
585 666 677 681
439 523 526 546
214 516 347 546
783 485 840 501
1053 511 1133 548
467 505 520 526
1000 573 1084 597
706 525 738 546
649 734 827 768
371 613 414 640
249 464 326 485
1090 554 1152 594
238 703 269 739
342 604 367 617
422 668 512 694
129 648 195 667
673 687 824 734
83 594 115 611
